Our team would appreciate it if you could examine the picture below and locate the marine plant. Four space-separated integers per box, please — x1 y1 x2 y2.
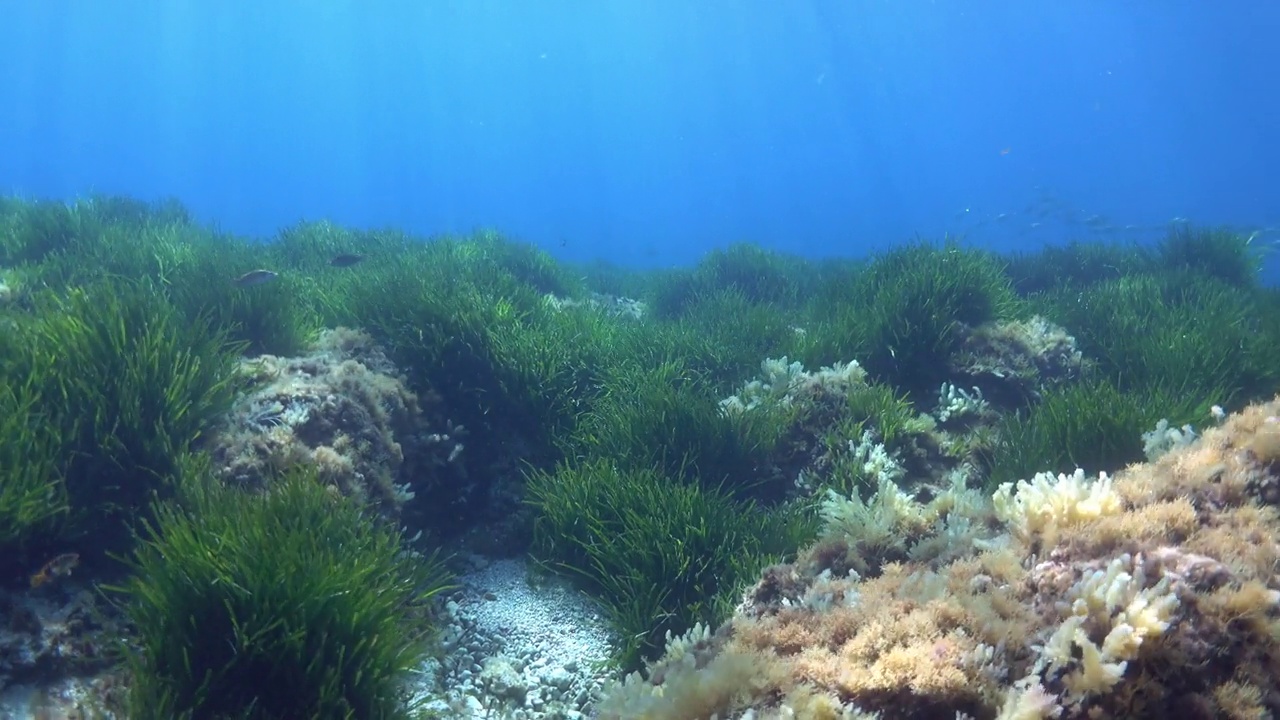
646 243 810 319
1257 287 1280 388
598 312 747 394
0 197 94 266
692 243 810 306
5 278 241 549
0 381 68 563
1002 239 1145 295
2 195 195 287
1003 226 1262 296
983 376 1200 489
807 241 1020 398
840 381 921 451
674 286 811 388
645 267 704 320
484 298 618 451
0 196 315 356
112 457 454 719
1153 224 1264 288
578 257 650 299
526 458 815 670
1030 271 1280 404
315 243 525 431
801 256 870 312
80 193 194 227
266 219 412 272
167 247 318 357
315 235 617 474
565 358 789 493
99 220 317 357
459 228 586 297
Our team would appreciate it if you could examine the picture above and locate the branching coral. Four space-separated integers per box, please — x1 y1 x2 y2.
1028 554 1179 701
993 468 1124 549
719 356 868 416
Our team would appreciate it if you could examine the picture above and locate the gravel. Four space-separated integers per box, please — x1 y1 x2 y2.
410 555 619 719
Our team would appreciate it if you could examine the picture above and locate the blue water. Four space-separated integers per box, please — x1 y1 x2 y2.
2 1 1278 271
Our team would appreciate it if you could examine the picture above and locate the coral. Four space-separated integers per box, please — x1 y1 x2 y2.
818 475 922 566
206 327 466 512
596 623 784 720
1142 418 1199 461
720 357 956 505
544 291 647 319
936 382 992 423
1030 554 1179 699
719 356 868 416
992 468 1124 550
598 396 1280 719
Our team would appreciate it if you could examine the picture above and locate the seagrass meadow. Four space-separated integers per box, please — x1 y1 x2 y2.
2 194 1280 718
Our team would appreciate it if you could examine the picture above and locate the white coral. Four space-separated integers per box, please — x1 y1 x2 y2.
720 357 866 415
1141 418 1197 461
936 382 989 422
849 430 905 485
996 679 1062 720
820 472 922 552
1033 554 1179 703
719 356 807 415
992 468 1123 547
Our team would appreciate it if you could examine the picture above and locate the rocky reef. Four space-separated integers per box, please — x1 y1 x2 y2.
598 396 1280 719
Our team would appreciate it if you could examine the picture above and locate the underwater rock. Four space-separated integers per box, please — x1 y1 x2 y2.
206 327 467 513
951 316 1086 409
597 396 1280 719
0 586 119 695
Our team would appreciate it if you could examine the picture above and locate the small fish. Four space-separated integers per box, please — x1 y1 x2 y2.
329 253 364 267
235 269 279 287
30 552 80 588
